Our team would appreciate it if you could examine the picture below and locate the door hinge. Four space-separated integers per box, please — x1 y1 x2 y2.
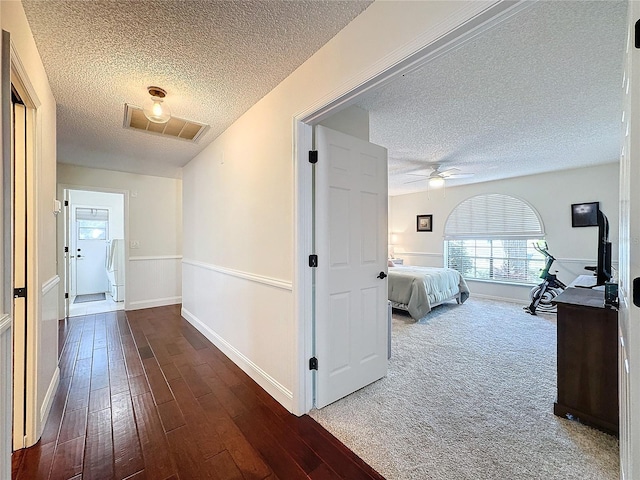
309 150 318 164
65 293 69 299
64 200 69 207
64 246 69 253
14 287 26 299
636 19 640 48
309 254 318 268
309 357 318 370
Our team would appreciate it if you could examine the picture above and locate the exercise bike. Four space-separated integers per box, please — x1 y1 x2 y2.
524 241 566 315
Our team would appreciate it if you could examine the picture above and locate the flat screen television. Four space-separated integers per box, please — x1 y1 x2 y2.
596 209 612 286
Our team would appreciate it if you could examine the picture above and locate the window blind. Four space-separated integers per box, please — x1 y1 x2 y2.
75 208 109 222
444 194 544 239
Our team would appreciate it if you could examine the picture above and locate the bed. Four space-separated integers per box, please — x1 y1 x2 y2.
388 265 470 320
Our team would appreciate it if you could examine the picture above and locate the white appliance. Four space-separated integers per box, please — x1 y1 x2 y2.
106 239 125 302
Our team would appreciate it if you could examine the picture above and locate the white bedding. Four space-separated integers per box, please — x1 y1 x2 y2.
388 266 470 320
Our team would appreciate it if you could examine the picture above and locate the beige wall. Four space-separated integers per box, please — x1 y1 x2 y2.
57 164 183 312
390 163 620 301
2 0 59 452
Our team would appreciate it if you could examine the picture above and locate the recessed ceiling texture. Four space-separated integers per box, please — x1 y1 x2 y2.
21 0 372 178
353 0 627 195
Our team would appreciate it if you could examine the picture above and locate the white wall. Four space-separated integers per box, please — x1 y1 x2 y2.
319 105 369 141
57 164 182 312
69 189 125 239
1 0 59 456
182 1 494 413
390 163 620 302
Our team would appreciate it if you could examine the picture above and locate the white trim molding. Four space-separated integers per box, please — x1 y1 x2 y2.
39 367 59 426
0 314 10 335
128 296 182 311
182 306 294 409
41 275 60 296
398 251 444 258
129 255 182 261
182 259 293 291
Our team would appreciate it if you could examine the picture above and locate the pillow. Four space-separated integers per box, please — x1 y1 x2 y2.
388 259 395 267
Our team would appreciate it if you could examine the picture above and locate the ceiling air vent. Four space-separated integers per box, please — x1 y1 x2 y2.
123 104 208 142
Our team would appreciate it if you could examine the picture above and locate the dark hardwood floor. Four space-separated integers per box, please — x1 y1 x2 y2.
12 305 385 480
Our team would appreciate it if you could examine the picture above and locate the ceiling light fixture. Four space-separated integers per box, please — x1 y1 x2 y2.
428 176 445 189
143 86 171 124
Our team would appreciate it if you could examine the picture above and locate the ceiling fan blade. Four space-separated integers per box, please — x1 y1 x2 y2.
403 178 427 184
443 172 475 179
438 167 461 177
406 173 430 178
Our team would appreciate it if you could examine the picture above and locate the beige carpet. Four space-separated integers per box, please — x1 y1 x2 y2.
310 297 619 480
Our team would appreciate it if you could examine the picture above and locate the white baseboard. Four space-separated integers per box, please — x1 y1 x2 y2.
471 293 528 305
127 296 182 311
181 306 294 411
40 367 60 431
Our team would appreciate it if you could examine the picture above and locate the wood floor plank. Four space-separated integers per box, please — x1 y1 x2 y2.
165 426 217 480
112 392 145 479
88 386 111 413
49 436 85 480
206 449 245 480
132 391 177 479
167 376 225 459
90 347 110 391
129 373 151 396
156 399 186 433
58 407 88 444
142 356 175 405
198 393 273 480
83 408 115 480
234 412 309 480
122 333 146 378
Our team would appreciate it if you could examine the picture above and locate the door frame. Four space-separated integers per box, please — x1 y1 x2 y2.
10 37 41 448
292 0 534 414
58 186 128 317
70 203 112 297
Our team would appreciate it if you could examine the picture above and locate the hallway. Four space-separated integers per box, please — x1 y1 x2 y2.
11 306 383 479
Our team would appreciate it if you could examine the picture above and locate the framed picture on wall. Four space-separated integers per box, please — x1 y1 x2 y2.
417 214 433 232
571 202 599 227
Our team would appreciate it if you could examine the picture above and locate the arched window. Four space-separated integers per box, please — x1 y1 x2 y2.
444 194 545 284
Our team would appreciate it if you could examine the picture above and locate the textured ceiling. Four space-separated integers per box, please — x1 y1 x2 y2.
21 1 627 189
354 1 627 196
21 0 372 178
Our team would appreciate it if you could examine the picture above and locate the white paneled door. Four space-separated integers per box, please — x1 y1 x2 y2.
314 125 388 409
618 4 640 479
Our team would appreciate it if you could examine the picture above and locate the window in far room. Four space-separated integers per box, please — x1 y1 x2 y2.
76 207 109 240
444 194 545 284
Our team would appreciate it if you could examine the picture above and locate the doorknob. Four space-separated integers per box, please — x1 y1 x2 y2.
377 271 387 279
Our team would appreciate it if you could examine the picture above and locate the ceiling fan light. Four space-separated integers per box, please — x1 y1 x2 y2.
429 176 445 189
142 86 171 124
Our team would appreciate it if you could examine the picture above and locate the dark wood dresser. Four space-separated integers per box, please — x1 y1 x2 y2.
552 287 618 436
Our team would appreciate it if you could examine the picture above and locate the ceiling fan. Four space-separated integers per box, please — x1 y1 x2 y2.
405 164 475 189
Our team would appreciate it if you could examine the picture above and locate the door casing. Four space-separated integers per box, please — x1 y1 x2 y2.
292 0 535 416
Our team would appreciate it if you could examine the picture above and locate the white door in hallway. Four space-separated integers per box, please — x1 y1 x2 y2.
314 125 388 409
74 207 109 295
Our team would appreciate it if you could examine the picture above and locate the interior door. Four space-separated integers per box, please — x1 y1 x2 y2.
618 5 640 479
12 91 27 449
314 125 388 409
74 207 108 296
